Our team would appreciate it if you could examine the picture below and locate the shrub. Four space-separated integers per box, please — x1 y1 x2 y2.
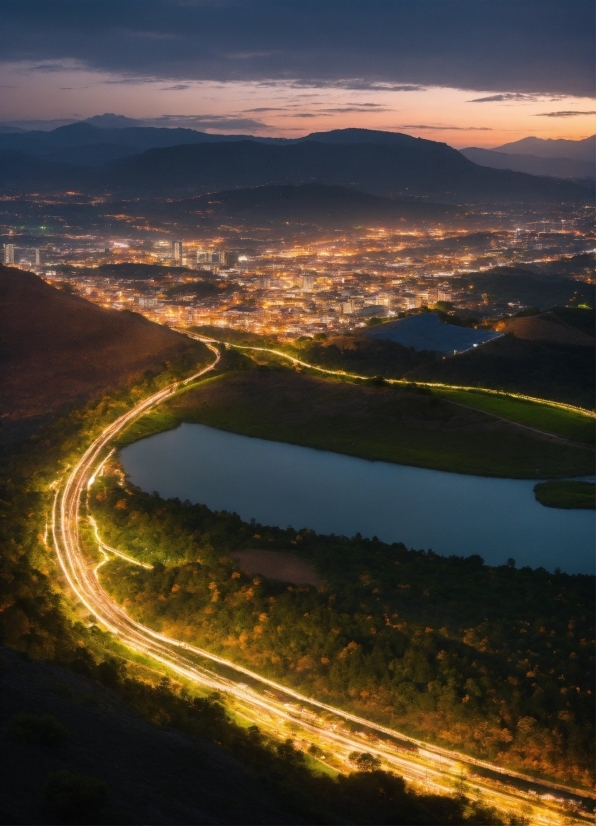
5 713 68 746
42 770 109 824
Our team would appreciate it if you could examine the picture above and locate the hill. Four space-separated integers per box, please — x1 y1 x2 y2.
492 135 595 162
98 139 591 203
450 265 594 309
0 150 82 190
0 266 208 443
293 307 595 408
460 146 594 180
495 310 596 346
409 333 595 409
160 184 455 229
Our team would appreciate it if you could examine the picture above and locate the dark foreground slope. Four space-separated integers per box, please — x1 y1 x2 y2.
0 649 294 825
0 267 207 443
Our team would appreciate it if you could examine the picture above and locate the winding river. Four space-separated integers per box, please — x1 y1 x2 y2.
120 423 595 575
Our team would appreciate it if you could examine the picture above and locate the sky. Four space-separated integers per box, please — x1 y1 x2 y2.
0 0 594 147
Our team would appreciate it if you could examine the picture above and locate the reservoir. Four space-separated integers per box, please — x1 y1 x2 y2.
120 423 595 575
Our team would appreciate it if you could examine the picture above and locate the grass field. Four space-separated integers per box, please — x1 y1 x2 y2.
119 366 595 479
430 387 595 444
534 480 595 509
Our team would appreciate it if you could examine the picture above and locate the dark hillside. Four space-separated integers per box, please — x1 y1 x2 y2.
0 648 294 825
0 150 82 190
451 266 593 309
409 335 595 409
0 267 208 442
161 184 455 229
99 139 590 203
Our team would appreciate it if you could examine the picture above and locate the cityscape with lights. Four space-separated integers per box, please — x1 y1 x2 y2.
0 2 594 824
3 202 594 338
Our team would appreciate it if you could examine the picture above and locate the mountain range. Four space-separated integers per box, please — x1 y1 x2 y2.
0 123 591 204
460 146 594 180
493 136 594 162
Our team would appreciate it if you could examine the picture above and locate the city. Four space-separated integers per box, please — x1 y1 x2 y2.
3 201 594 338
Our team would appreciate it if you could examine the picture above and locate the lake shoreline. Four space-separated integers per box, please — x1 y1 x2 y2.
120 422 595 574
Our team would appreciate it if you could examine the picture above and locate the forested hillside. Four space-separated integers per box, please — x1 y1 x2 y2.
92 473 595 788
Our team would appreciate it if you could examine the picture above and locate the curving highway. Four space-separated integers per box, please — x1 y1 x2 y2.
51 337 594 824
179 331 596 420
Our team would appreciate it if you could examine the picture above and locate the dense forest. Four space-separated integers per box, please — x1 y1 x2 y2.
92 473 595 789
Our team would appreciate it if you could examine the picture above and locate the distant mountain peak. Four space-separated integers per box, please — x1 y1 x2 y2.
302 128 424 146
83 113 146 129
492 135 595 162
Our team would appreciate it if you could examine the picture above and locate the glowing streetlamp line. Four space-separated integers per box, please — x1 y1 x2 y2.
184 332 595 419
50 339 593 818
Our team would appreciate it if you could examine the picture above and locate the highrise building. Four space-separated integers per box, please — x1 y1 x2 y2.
300 275 315 292
172 240 183 263
3 244 15 265
34 248 41 266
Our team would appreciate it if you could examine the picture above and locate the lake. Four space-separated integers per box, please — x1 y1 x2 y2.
120 423 595 574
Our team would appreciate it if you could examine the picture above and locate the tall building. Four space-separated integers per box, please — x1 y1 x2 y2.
301 275 315 292
34 248 41 266
3 244 15 265
172 240 183 263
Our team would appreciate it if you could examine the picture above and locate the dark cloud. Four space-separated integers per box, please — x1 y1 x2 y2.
0 0 592 96
162 83 191 91
243 107 285 113
468 93 538 103
535 110 596 117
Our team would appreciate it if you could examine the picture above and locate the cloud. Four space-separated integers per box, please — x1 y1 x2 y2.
401 124 493 131
292 80 426 92
287 105 393 116
468 93 538 103
0 0 592 96
144 113 272 130
535 110 596 117
243 106 285 113
162 83 191 91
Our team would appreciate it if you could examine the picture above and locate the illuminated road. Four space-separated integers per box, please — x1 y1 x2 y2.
51 339 594 824
182 332 595 420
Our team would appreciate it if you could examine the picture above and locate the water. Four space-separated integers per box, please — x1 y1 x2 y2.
120 423 595 574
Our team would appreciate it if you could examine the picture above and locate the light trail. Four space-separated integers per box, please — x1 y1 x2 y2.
88 515 153 570
182 332 596 420
51 337 594 823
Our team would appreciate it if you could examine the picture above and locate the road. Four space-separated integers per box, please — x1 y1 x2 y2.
181 332 596 420
51 338 594 824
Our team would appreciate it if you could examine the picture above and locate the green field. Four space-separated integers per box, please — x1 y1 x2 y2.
118 366 595 479
430 387 595 445
534 480 595 509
